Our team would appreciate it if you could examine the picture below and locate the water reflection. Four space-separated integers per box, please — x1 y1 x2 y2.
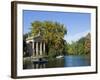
32 63 46 69
64 56 90 67
23 55 90 69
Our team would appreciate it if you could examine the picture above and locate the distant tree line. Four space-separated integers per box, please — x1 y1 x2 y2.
65 33 91 56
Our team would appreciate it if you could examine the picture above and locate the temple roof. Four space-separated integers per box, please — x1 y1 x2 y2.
26 35 44 42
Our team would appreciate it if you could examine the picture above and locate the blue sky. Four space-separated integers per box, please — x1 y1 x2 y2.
23 10 91 43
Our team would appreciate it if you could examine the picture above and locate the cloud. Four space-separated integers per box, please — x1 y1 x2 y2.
64 30 90 44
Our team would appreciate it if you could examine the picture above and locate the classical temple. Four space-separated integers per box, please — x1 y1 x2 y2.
26 35 46 58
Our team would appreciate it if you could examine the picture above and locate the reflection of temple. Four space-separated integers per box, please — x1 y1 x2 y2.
26 35 46 57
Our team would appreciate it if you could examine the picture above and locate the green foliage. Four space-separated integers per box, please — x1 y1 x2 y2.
65 33 91 55
48 47 56 59
65 42 78 55
25 20 90 57
30 20 67 57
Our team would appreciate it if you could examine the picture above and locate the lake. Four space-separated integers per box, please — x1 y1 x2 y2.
23 55 90 69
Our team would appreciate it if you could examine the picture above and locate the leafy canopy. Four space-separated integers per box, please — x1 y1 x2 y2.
30 21 67 57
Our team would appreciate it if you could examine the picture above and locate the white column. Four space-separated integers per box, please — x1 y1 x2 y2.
40 42 42 56
32 42 34 57
43 42 45 54
36 64 39 68
36 42 38 56
43 64 46 68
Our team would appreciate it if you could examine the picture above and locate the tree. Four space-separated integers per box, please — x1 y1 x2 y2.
65 33 91 55
30 20 67 57
84 33 91 54
66 42 78 55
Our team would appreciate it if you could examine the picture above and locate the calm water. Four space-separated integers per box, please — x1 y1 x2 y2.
23 55 90 69
64 56 90 67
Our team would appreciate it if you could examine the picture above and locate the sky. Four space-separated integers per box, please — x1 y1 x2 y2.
23 10 91 43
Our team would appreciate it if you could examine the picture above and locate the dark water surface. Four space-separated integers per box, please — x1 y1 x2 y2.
23 55 90 69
